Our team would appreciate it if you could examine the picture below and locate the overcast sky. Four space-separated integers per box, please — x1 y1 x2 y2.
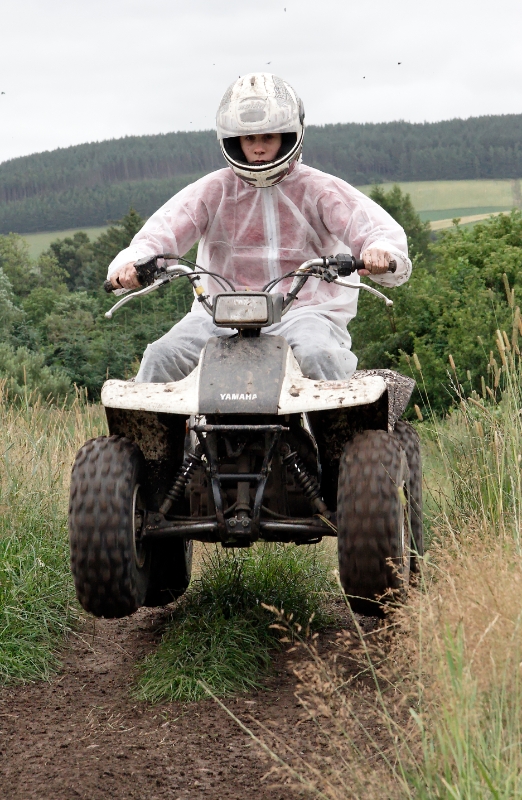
0 0 520 164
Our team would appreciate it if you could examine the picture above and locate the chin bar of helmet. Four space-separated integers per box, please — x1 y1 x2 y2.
104 264 212 319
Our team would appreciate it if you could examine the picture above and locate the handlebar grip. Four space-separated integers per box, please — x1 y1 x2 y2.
336 254 397 275
357 258 397 273
104 279 115 293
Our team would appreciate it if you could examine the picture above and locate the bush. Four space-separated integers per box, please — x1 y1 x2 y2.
0 343 72 402
352 192 522 416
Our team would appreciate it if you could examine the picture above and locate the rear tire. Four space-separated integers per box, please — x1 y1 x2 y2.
144 539 193 607
69 435 150 618
393 420 424 573
337 430 410 617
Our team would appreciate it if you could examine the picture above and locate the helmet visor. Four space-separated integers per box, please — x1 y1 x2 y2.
222 132 298 168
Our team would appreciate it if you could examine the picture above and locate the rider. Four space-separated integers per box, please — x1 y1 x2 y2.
108 73 411 383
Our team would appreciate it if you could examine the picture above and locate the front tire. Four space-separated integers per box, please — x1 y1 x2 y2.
69 435 150 618
337 430 410 617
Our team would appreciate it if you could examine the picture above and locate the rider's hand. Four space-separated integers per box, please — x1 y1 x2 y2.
358 247 392 276
110 262 141 290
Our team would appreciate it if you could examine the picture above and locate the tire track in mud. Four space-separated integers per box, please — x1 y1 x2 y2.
0 607 353 800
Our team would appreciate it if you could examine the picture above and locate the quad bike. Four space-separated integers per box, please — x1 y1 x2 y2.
69 252 423 619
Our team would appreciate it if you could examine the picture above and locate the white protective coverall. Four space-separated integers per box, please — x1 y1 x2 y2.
108 162 412 383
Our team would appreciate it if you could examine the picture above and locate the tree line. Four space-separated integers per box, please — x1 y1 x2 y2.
0 175 204 235
0 210 194 401
1 113 522 234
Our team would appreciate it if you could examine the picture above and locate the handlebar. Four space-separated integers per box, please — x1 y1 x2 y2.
105 252 397 294
103 252 398 319
282 254 397 311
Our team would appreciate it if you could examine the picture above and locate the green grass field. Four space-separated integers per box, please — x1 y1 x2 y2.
358 178 519 228
358 178 518 211
19 179 521 255
417 205 508 222
23 226 109 259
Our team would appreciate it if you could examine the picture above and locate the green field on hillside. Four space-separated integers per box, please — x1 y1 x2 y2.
358 179 517 228
22 226 109 259
358 178 518 211
417 206 507 222
19 179 520 256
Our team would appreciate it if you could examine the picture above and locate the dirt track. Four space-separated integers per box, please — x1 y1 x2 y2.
0 607 352 800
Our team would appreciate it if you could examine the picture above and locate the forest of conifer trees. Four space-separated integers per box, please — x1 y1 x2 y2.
1 113 522 234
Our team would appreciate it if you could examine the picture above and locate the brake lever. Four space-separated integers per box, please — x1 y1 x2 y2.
333 278 393 306
104 263 214 319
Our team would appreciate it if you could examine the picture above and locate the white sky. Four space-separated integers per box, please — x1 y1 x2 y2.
0 0 521 164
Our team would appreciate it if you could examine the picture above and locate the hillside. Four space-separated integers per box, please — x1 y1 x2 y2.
2 113 522 234
19 178 520 257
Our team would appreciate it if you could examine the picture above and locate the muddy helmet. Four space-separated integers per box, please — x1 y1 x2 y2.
216 73 305 188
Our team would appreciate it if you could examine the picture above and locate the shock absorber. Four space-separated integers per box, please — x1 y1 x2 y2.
159 450 204 515
281 445 329 516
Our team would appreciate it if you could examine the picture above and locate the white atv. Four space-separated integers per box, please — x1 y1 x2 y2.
69 253 423 619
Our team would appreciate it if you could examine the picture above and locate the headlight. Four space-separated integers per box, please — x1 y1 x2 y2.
212 292 283 328
214 294 269 325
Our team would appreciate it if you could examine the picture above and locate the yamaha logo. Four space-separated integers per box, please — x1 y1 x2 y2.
220 393 258 401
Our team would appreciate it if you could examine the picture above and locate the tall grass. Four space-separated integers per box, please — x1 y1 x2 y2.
0 383 105 681
251 299 522 799
404 315 522 798
405 538 522 799
135 543 338 703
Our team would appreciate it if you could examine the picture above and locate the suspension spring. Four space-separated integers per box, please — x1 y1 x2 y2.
160 451 204 515
281 448 329 515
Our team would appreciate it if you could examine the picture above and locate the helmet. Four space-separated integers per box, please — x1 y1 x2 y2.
216 73 305 188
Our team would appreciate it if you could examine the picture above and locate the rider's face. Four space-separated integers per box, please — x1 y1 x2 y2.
239 133 282 164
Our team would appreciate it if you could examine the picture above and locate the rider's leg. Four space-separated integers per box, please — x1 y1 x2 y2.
135 312 229 383
269 311 357 381
135 308 356 384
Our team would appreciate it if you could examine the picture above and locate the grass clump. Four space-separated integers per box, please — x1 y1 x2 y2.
0 384 105 681
135 543 337 703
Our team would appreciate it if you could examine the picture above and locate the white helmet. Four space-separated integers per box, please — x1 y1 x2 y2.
216 73 305 188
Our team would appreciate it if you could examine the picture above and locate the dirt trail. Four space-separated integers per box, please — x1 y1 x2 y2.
0 607 355 800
